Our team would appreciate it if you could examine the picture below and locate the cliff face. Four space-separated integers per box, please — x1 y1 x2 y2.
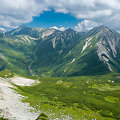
96 26 120 72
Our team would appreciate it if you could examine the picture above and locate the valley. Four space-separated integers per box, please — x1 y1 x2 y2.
1 25 120 77
0 70 120 120
0 25 120 120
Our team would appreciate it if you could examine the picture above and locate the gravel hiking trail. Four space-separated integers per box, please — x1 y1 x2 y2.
0 77 40 120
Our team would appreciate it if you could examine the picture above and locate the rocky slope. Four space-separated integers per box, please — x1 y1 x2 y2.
0 74 40 120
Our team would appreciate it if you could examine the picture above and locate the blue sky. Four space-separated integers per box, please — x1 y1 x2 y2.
0 0 120 33
22 10 82 29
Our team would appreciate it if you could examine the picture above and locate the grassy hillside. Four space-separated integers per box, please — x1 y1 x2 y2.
31 34 111 77
0 33 38 76
13 73 120 120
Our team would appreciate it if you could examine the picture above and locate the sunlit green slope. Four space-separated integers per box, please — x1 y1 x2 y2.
0 25 120 77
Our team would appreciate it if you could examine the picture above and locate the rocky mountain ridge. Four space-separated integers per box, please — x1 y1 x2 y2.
0 25 120 77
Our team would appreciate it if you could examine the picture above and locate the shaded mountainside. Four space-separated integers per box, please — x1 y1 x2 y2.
0 25 120 76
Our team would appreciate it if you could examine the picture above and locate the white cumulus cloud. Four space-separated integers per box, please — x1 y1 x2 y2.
75 20 101 32
51 26 66 31
0 27 6 32
0 0 49 28
0 0 120 31
50 0 120 31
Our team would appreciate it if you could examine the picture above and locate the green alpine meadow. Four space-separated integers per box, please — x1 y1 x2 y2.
0 25 120 120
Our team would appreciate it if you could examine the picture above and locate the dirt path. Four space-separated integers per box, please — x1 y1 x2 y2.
0 77 40 120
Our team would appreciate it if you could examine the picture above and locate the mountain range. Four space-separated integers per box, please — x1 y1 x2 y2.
0 25 120 77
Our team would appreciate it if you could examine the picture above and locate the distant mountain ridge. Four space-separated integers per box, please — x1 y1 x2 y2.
0 25 120 77
6 25 57 38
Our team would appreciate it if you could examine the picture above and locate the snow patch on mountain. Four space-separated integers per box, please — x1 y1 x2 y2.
27 36 38 40
21 36 27 42
25 35 31 43
51 37 56 48
81 37 92 53
69 51 71 54
59 50 63 54
107 63 113 72
10 77 35 86
71 58 76 63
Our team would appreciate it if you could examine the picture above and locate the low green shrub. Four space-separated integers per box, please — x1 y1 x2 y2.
36 113 49 120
